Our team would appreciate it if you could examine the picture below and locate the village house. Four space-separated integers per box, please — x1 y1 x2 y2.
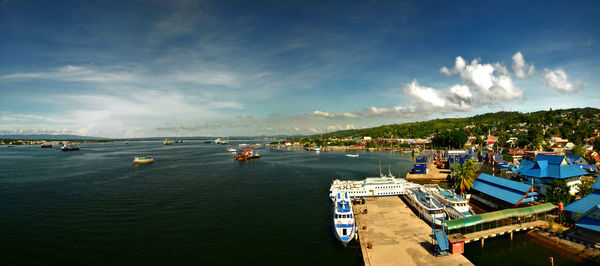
515 154 588 195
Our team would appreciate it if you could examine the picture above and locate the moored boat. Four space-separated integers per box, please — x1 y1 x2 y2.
329 171 420 200
227 147 236 152
163 139 173 145
403 187 446 227
133 155 154 164
310 146 321 152
40 143 52 148
332 192 356 246
345 154 359 158
422 184 474 219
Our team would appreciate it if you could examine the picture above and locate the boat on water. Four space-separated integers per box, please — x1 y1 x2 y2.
60 145 80 151
422 184 474 219
310 146 321 152
403 187 446 227
332 192 356 246
329 171 420 200
204 140 212 143
40 143 52 148
234 146 260 161
412 148 420 156
163 139 173 145
345 154 359 158
227 147 236 152
133 155 154 164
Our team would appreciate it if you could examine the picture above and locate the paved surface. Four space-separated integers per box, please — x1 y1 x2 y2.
354 197 473 266
406 164 450 181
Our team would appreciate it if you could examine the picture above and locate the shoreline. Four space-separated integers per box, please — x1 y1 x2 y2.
526 229 600 264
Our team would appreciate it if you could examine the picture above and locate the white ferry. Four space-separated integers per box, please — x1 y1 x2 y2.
332 192 356 246
403 187 446 227
422 184 474 219
329 171 421 200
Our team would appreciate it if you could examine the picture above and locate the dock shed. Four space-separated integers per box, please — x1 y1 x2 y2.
470 173 539 209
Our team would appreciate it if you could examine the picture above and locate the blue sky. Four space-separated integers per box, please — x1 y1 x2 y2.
0 0 598 137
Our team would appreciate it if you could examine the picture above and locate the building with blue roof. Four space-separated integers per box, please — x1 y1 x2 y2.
564 177 600 238
514 154 588 195
566 154 588 165
470 173 539 210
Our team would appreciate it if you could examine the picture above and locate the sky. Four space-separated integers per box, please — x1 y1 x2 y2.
0 0 598 138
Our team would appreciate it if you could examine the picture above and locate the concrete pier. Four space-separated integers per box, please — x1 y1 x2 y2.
354 197 473 266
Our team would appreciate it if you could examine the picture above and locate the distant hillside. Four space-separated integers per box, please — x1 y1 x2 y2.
0 134 107 140
308 107 600 140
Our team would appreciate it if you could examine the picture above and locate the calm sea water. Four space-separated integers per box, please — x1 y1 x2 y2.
0 141 587 265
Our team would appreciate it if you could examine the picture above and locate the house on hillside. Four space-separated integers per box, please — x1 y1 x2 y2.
566 154 588 165
515 154 588 195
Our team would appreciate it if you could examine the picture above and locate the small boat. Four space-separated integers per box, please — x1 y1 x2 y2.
133 155 154 164
412 148 420 156
310 146 321 152
176 140 183 143
332 192 356 246
227 147 236 152
234 146 260 161
423 184 474 219
124 141 129 144
60 145 80 151
346 154 359 158
40 143 53 148
204 140 212 144
403 186 446 227
163 139 173 145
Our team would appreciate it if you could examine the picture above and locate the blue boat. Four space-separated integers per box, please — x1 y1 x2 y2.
332 192 356 246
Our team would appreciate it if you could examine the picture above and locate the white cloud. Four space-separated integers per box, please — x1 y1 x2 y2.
511 51 535 79
542 68 582 93
440 56 466 75
312 110 357 118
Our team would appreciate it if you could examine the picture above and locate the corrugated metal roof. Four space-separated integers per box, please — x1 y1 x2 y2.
592 177 600 190
517 159 587 179
446 203 555 230
565 190 600 214
534 154 565 165
576 217 600 232
477 174 532 192
472 177 537 205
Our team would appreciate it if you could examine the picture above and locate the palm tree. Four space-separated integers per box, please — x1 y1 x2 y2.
451 160 476 194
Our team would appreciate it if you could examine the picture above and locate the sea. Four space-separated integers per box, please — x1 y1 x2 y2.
0 141 588 265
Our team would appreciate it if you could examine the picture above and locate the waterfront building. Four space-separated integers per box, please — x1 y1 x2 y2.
470 173 539 210
564 177 600 241
515 154 587 195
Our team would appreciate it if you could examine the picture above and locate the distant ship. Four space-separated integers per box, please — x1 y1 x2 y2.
227 147 236 152
133 155 154 164
40 143 52 148
332 192 356 246
403 187 446 227
345 154 359 158
60 145 80 151
329 171 420 200
310 146 321 152
163 139 173 145
234 146 260 161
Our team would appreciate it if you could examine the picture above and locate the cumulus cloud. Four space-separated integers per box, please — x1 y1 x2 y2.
542 68 582 93
314 54 525 121
511 52 535 79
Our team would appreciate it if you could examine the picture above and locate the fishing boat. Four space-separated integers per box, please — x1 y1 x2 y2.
403 187 446 227
422 184 474 219
329 170 420 200
234 146 260 161
345 154 359 158
60 145 80 151
332 192 356 246
40 143 52 148
163 139 173 145
227 147 236 152
204 140 212 143
133 155 154 164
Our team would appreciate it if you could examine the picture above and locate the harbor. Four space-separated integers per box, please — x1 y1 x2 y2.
354 196 472 266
